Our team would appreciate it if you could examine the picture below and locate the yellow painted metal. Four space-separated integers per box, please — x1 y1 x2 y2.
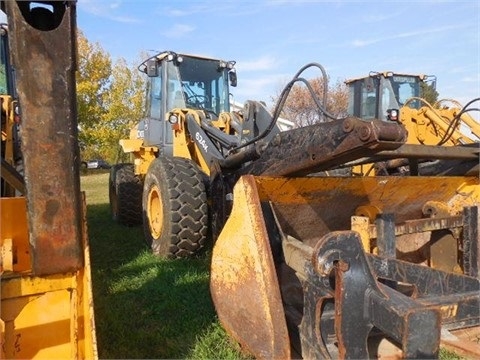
1 94 19 197
0 197 30 272
119 138 158 176
398 96 480 146
133 146 158 176
147 184 164 239
252 175 479 264
351 216 372 252
211 176 290 360
0 195 98 359
212 174 479 260
171 109 211 174
0 95 15 163
435 105 480 140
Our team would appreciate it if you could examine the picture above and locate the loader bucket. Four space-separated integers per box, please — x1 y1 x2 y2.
211 174 480 358
210 176 290 359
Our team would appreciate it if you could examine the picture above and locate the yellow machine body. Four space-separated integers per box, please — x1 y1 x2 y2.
121 108 242 178
0 196 97 359
400 99 480 146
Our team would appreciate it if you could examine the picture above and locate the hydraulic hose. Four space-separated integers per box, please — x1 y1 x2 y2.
229 62 344 154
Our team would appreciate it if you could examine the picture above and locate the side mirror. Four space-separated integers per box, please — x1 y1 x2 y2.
146 58 158 77
229 70 237 87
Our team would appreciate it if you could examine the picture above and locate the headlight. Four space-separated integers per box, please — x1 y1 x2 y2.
168 114 178 124
387 109 399 122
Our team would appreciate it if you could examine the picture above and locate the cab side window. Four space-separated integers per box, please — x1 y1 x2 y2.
149 76 162 119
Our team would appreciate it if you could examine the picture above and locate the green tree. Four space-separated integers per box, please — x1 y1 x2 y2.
420 81 439 105
76 31 146 163
272 77 349 128
102 57 146 162
76 30 112 158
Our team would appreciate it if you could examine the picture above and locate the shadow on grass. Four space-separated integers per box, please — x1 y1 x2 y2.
86 203 217 359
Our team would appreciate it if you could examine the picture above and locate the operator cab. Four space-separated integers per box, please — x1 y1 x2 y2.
137 51 237 154
346 71 435 122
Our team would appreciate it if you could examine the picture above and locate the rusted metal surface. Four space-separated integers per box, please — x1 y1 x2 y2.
375 143 479 160
463 206 479 278
253 175 480 249
4 1 83 275
281 230 480 359
240 117 407 176
368 253 480 328
293 231 442 359
442 327 480 358
245 176 479 358
210 176 290 359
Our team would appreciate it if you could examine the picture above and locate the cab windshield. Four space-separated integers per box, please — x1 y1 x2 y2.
379 75 421 116
166 56 230 115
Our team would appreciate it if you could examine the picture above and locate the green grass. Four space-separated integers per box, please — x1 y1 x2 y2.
81 172 249 359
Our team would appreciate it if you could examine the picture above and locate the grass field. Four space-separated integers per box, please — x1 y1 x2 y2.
81 172 249 359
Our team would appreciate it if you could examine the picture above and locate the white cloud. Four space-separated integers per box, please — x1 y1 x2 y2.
78 0 140 23
161 24 195 38
461 75 480 83
163 2 263 19
234 73 291 106
237 56 279 72
352 24 469 48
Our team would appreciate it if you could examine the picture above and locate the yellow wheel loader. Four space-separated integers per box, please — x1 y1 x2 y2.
113 52 480 358
1 2 97 358
346 71 480 176
110 51 239 256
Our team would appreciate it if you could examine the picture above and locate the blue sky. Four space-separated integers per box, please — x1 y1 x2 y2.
4 1 480 108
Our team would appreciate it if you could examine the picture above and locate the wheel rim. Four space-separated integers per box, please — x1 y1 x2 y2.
147 184 163 239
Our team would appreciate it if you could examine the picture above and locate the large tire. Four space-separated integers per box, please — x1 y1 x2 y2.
109 163 143 226
142 156 208 258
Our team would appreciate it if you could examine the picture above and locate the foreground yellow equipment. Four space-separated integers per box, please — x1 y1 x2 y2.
0 2 97 358
112 54 480 358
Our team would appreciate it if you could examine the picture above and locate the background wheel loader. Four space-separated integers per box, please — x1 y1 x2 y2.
112 51 480 358
0 2 97 358
110 51 240 257
346 71 480 176
346 71 480 146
